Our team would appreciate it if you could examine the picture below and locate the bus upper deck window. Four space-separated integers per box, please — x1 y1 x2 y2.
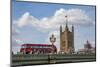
26 46 30 48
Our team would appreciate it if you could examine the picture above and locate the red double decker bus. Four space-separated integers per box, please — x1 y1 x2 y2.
20 44 57 54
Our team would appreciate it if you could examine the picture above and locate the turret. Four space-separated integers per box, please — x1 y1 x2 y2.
65 22 69 31
60 25 62 52
65 15 69 31
72 25 74 33
60 25 62 33
72 25 75 52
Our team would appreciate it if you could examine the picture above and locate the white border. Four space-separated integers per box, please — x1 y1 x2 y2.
19 0 96 5
0 0 10 67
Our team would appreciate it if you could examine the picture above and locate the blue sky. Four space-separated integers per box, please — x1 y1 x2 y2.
12 1 96 53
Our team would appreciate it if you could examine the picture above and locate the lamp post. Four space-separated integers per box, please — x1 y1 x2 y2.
50 34 56 45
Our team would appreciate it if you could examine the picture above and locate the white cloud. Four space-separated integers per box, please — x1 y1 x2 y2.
16 12 39 27
14 8 94 31
17 12 30 27
67 9 92 25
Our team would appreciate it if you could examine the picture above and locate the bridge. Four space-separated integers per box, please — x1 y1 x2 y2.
12 54 96 66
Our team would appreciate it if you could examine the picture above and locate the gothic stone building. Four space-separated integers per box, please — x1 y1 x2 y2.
60 23 75 54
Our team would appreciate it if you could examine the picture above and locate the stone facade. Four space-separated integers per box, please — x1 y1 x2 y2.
60 23 74 54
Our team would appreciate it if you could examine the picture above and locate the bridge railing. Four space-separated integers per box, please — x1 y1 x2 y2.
11 54 96 66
